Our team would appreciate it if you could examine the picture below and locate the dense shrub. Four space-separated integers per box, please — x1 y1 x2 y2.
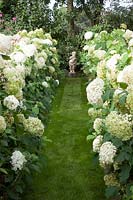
0 28 60 199
82 28 133 199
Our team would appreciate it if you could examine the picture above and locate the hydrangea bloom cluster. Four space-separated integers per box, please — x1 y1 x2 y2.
105 111 133 141
0 33 13 53
106 54 121 82
35 51 47 69
0 116 6 133
104 173 120 187
11 150 27 171
88 108 102 119
4 95 19 110
99 142 117 168
10 52 26 63
93 118 104 133
42 81 49 88
117 65 133 85
23 117 44 137
48 66 55 74
86 78 104 105
93 49 106 60
3 65 25 98
123 29 133 40
84 31 93 40
97 60 106 79
55 80 59 86
126 85 133 114
1 28 59 101
93 135 103 153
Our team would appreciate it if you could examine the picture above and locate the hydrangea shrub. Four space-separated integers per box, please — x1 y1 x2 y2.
83 28 133 199
0 28 60 199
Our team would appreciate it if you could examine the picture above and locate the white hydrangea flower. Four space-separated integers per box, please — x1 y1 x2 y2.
105 111 133 141
104 173 120 187
106 54 121 81
21 44 37 57
93 135 103 153
83 45 95 55
34 28 44 36
106 54 120 70
126 85 133 114
0 116 6 133
97 60 106 79
93 118 103 133
45 76 51 81
17 114 25 123
128 38 133 47
55 79 59 85
31 38 42 45
88 108 102 119
48 66 55 73
123 29 133 40
113 88 124 105
4 95 19 110
11 150 27 171
42 39 53 46
99 142 117 168
10 52 27 63
42 81 49 88
50 47 57 53
18 30 27 37
15 64 25 77
24 117 44 137
94 50 106 60
18 37 30 45
86 78 104 105
117 65 133 85
84 31 93 40
35 56 46 68
0 33 13 53
4 64 25 80
83 45 90 51
44 33 52 39
4 66 20 80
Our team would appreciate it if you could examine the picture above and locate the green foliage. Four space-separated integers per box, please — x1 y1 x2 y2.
50 7 82 69
103 4 133 30
105 186 120 199
15 0 51 31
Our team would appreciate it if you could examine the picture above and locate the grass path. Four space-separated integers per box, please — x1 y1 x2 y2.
25 77 105 200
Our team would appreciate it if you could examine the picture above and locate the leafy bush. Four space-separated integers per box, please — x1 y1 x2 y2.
0 28 60 199
82 28 133 199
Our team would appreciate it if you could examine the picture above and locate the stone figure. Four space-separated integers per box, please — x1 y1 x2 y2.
69 51 76 74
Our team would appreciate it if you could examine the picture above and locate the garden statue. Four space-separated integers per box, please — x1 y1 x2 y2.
69 51 77 75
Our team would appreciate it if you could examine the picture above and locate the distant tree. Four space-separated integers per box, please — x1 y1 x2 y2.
103 0 133 30
67 0 75 36
14 0 51 31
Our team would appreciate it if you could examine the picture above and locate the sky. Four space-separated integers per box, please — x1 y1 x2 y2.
49 0 55 9
49 0 133 9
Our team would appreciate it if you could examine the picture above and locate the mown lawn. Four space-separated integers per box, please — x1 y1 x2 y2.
24 77 105 200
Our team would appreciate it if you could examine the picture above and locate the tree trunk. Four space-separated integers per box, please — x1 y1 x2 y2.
67 0 75 37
